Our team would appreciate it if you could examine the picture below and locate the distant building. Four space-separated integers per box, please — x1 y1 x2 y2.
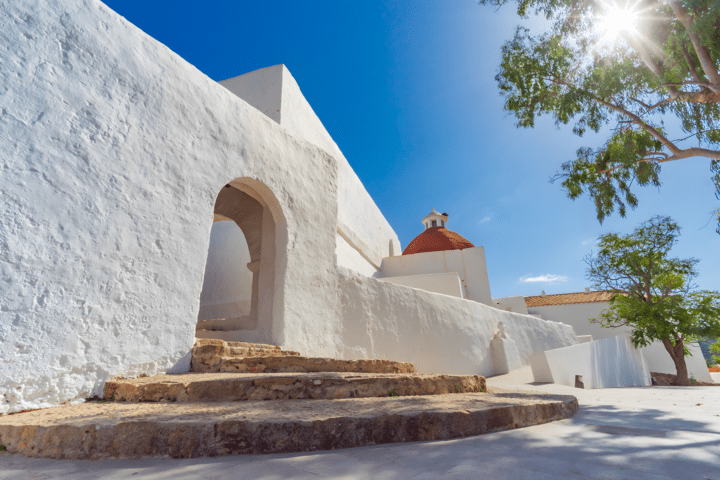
491 290 713 382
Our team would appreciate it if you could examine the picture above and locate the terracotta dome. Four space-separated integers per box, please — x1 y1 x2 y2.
402 226 475 255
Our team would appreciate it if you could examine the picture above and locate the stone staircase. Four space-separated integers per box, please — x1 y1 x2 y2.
0 339 578 460
190 338 415 374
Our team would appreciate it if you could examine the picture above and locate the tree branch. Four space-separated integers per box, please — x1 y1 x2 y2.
666 0 720 90
546 77 720 161
680 44 702 83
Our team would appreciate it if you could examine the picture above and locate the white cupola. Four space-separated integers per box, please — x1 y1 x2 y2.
421 208 449 230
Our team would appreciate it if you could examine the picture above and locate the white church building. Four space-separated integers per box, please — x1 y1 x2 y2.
0 0 582 414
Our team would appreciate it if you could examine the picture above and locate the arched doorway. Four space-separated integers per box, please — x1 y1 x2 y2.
196 179 286 345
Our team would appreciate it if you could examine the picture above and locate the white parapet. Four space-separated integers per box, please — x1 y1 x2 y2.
640 342 712 383
530 335 651 389
381 247 493 305
378 272 464 298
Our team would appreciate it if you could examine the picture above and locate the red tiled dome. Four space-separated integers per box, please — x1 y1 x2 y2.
402 227 475 255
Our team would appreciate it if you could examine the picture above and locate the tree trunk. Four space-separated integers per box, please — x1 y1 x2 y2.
662 337 689 386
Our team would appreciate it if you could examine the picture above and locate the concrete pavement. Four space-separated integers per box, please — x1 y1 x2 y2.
1 367 718 479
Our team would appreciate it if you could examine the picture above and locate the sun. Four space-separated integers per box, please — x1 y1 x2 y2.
597 4 639 41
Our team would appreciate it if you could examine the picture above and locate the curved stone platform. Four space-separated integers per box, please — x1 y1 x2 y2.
0 392 578 460
104 372 486 402
194 354 416 374
190 339 414 374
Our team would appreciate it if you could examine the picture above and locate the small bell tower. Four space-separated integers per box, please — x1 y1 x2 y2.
421 208 449 230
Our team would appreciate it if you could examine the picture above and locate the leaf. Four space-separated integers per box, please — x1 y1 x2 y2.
485 0 720 231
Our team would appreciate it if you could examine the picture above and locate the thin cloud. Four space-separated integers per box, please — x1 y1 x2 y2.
581 238 598 246
479 216 491 224
519 274 568 284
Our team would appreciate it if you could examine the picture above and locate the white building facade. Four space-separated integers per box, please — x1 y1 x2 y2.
0 0 579 414
523 291 713 383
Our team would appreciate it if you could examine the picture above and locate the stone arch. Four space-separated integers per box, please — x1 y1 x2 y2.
196 178 287 345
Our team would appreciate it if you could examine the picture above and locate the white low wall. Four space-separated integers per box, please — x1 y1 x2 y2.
530 335 651 389
711 372 720 384
641 342 712 383
531 301 712 383
321 267 578 376
378 272 464 298
492 296 529 315
381 247 493 305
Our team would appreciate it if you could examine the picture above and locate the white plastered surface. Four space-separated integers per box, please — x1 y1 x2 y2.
0 0 582 414
327 268 578 376
381 247 493 305
531 302 712 383
378 272 464 298
531 335 652 389
0 0 338 413
198 221 252 320
220 65 401 270
491 295 530 314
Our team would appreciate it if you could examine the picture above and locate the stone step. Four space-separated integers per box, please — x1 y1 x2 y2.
198 344 301 359
191 340 303 372
103 372 485 403
0 392 579 459
193 354 416 374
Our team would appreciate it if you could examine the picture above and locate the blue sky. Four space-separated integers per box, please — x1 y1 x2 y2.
102 0 720 298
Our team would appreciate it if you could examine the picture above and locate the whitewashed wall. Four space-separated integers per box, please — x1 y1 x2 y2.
0 0 582 415
530 302 712 382
335 233 381 278
198 221 253 321
379 273 464 298
530 335 651 389
0 0 339 413
220 65 401 274
317 268 578 376
381 247 493 305
528 302 617 340
492 295 529 314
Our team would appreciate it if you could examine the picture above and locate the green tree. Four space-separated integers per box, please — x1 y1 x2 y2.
586 215 720 385
479 0 720 231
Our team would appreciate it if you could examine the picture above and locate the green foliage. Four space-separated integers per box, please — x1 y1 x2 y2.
0 445 5 452
389 387 399 397
480 0 720 229
711 339 720 365
586 216 720 362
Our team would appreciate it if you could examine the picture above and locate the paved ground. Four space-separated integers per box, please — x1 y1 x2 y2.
1 367 718 479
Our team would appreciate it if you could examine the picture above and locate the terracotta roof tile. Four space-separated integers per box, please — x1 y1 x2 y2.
402 227 475 255
525 290 615 307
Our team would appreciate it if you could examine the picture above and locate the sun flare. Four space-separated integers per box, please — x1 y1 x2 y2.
598 5 639 41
